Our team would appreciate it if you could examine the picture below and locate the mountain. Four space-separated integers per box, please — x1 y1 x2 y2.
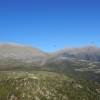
1 43 100 70
0 42 50 65
54 46 100 62
0 43 100 100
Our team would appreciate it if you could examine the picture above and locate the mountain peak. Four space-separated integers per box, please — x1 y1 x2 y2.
55 45 100 62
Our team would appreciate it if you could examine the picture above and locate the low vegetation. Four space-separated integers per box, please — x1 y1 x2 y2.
0 58 100 100
0 70 100 100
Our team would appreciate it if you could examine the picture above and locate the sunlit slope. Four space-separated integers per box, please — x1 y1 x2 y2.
0 43 50 66
0 71 100 100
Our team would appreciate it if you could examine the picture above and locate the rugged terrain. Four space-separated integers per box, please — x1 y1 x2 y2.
0 70 100 100
0 43 100 65
0 43 51 66
0 43 100 100
55 46 100 62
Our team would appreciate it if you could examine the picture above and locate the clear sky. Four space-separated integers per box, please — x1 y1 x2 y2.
0 0 100 52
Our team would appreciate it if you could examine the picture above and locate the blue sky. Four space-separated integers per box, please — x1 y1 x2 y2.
0 0 100 52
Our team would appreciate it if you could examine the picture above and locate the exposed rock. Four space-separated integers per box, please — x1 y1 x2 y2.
54 46 100 62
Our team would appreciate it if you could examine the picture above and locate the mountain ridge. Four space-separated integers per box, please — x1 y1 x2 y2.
55 45 100 62
0 42 100 63
0 42 51 65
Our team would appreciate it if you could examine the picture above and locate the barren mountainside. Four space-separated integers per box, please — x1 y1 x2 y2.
55 46 100 62
0 43 100 64
0 43 50 64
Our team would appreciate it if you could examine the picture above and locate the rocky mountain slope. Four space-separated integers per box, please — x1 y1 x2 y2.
0 43 100 100
0 43 100 70
0 42 50 65
55 46 100 62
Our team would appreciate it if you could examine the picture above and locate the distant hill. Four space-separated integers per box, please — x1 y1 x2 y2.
0 42 50 65
0 43 100 69
54 46 100 62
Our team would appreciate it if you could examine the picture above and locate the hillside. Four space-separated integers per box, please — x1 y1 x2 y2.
0 43 100 100
0 43 50 66
54 46 100 62
0 70 100 100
